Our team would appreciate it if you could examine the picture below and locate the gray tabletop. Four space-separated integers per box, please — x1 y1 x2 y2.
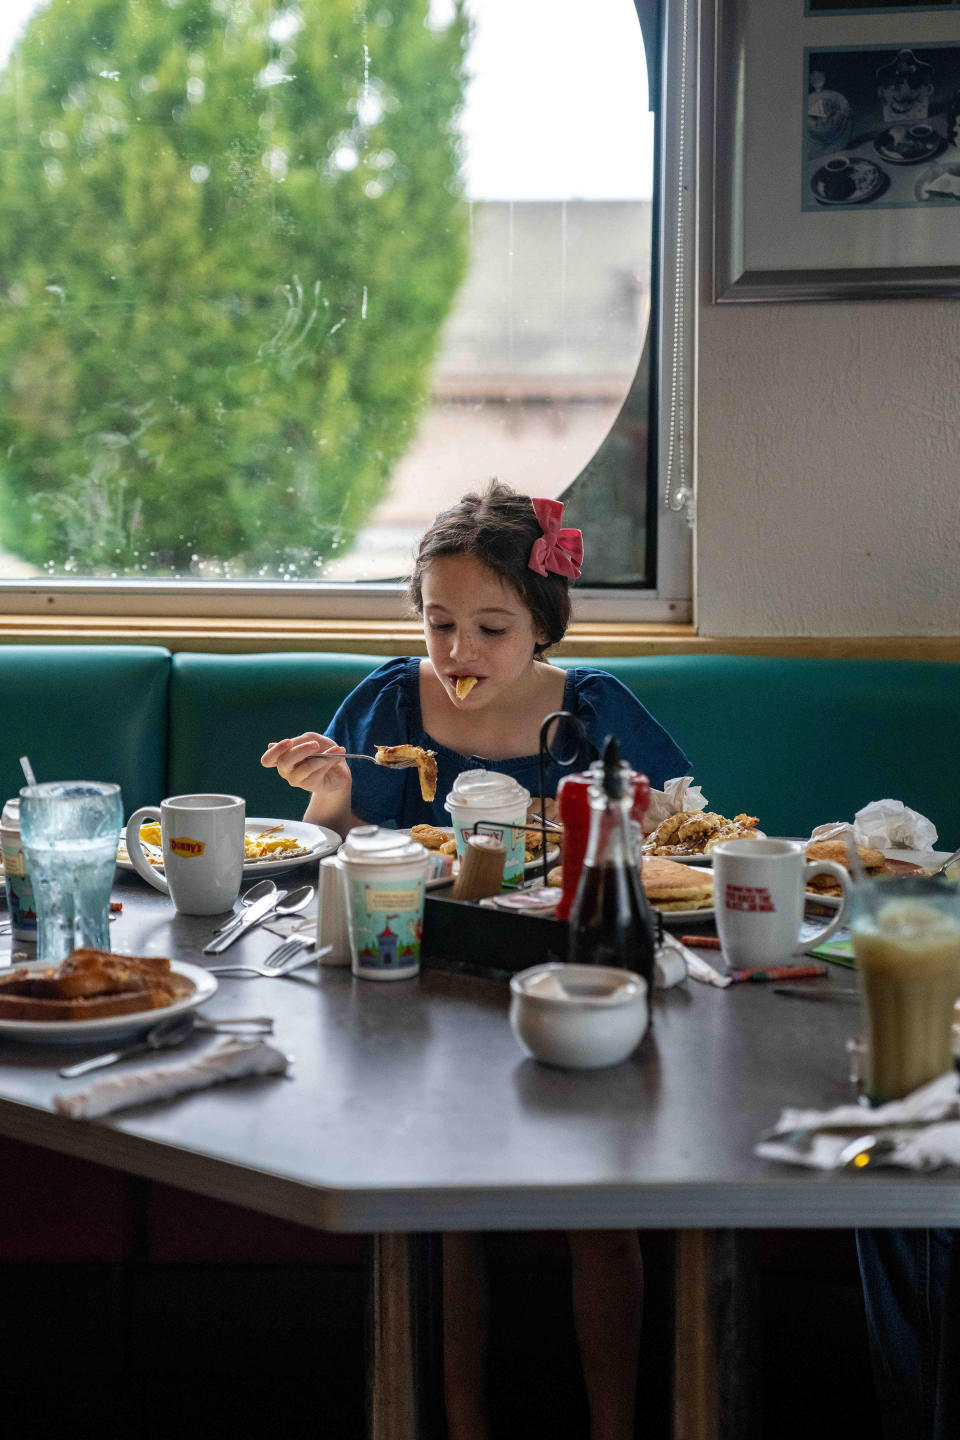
1 871 959 1233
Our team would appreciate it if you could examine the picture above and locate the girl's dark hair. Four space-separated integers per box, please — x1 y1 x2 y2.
409 480 573 656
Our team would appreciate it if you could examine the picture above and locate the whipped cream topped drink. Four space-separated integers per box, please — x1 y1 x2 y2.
853 882 960 1104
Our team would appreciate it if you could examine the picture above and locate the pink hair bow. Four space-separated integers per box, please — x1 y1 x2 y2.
528 498 583 580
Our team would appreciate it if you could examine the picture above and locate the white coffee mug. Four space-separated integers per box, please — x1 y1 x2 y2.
712 837 850 969
125 793 245 915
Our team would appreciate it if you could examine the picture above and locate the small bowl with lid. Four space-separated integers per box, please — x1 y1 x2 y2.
509 963 649 1069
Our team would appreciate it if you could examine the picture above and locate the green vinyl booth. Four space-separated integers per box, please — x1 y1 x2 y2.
1 647 958 843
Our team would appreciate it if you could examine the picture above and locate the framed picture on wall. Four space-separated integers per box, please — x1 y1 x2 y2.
714 0 960 300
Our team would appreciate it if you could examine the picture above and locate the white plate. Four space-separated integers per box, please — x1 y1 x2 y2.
117 817 339 878
0 959 217 1045
655 905 715 926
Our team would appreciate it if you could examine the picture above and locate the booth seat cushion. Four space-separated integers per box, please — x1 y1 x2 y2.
0 644 170 818
564 655 960 840
168 652 383 819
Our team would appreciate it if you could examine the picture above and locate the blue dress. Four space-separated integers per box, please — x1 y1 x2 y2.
326 657 690 829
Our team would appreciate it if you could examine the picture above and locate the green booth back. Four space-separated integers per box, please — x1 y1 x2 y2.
169 652 384 820
557 655 960 842
169 651 959 843
0 645 170 819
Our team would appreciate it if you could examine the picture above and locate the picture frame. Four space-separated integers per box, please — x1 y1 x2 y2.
714 0 960 301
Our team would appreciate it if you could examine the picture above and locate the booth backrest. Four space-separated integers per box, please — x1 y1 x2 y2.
0 645 169 817
575 655 960 839
1 647 956 845
168 652 383 819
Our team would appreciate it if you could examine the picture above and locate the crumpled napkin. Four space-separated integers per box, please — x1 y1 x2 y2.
810 800 938 851
643 776 708 834
53 1036 291 1120
756 1071 960 1170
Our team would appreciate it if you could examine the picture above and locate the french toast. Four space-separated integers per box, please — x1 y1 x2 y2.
374 744 438 803
0 950 192 1023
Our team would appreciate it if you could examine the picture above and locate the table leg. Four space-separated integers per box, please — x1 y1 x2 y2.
673 1229 763 1440
368 1231 443 1440
673 1229 718 1440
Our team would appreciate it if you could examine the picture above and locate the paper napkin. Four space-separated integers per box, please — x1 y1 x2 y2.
643 776 708 834
810 800 938 852
756 1071 960 1170
53 1036 291 1119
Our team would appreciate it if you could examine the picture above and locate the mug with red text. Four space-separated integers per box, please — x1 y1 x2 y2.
712 838 850 969
125 793 245 915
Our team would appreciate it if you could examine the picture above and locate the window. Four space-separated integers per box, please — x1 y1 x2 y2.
0 0 692 621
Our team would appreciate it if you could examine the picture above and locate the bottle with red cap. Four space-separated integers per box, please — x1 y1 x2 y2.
556 754 650 922
567 736 657 990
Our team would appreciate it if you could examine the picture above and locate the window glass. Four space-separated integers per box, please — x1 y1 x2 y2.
0 0 655 589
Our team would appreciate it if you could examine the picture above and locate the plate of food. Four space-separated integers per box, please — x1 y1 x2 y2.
0 951 216 1044
642 810 763 863
811 156 886 206
804 839 927 909
117 817 339 878
641 856 714 925
408 824 560 890
915 160 960 203
874 124 943 166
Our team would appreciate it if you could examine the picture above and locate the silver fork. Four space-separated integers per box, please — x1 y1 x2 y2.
316 748 425 769
208 940 330 977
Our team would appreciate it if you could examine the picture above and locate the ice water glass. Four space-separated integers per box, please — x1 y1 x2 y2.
19 781 123 962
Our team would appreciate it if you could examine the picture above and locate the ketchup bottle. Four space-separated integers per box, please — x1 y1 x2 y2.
556 759 650 921
567 737 657 991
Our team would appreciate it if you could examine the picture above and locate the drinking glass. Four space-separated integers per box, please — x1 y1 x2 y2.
19 781 123 962
851 876 960 1104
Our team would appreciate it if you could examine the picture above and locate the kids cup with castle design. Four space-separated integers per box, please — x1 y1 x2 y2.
339 826 430 981
444 770 531 887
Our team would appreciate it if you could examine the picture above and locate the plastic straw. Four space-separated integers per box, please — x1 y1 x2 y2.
19 755 37 789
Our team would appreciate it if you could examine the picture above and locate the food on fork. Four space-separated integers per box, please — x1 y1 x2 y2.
0 950 193 1023
455 676 479 699
643 810 762 857
374 744 438 803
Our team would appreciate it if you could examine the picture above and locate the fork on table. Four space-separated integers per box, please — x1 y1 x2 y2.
208 937 331 977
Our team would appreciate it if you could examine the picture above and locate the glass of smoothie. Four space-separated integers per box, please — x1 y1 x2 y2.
851 877 960 1105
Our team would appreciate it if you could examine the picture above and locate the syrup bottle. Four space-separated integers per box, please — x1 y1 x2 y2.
568 735 657 991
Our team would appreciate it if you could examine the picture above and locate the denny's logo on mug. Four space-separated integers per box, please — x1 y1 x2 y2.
713 838 851 970
125 794 245 915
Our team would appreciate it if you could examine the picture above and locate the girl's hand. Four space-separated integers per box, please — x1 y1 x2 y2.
260 733 351 797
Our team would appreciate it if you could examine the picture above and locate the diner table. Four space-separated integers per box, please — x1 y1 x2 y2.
2 868 960 1440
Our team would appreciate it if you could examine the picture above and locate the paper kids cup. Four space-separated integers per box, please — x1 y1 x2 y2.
444 770 531 886
125 793 245 915
339 826 430 981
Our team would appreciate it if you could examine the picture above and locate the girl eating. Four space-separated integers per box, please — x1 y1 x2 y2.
261 481 690 1440
261 480 688 835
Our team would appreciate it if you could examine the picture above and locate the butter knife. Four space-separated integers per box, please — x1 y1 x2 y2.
202 888 288 954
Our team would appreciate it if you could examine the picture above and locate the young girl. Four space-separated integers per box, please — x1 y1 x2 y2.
261 481 688 836
262 481 690 1440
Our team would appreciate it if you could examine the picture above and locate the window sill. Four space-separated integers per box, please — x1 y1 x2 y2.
0 614 957 661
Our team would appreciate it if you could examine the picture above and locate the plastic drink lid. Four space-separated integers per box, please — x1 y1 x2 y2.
445 769 530 810
340 824 427 865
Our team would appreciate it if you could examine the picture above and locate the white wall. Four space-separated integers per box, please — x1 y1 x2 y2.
697 290 960 638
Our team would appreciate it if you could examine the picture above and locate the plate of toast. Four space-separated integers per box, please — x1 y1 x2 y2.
0 950 217 1043
117 817 338 878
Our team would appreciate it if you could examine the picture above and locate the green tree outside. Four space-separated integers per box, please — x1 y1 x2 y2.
0 0 469 576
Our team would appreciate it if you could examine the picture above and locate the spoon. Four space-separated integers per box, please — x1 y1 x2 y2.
213 878 279 935
262 883 315 923
928 846 960 879
58 1011 276 1079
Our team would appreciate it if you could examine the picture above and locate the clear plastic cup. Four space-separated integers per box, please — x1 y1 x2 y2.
19 781 123 962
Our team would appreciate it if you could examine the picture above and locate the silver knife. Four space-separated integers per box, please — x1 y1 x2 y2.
202 888 288 954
